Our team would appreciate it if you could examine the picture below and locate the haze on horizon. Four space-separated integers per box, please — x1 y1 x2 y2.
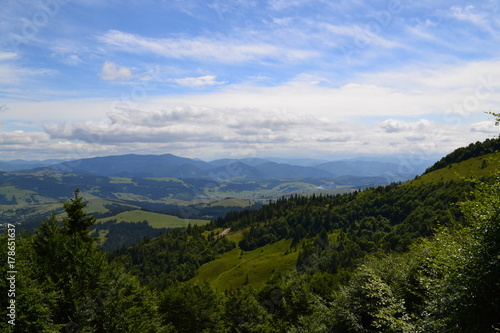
1 0 499 163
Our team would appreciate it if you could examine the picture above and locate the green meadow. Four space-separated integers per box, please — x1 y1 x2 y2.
407 152 500 186
192 238 299 290
97 209 209 229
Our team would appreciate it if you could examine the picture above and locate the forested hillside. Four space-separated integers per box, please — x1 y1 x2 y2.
1 132 499 332
425 135 500 173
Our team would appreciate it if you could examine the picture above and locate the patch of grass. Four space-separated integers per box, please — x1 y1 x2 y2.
143 177 185 184
271 182 318 192
97 210 209 229
226 231 244 244
0 186 55 205
83 198 116 214
112 192 152 201
406 152 500 186
94 229 109 247
201 228 223 240
192 239 299 291
210 198 252 208
109 177 135 184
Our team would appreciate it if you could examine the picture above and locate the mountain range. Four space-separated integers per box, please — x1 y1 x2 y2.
2 153 430 181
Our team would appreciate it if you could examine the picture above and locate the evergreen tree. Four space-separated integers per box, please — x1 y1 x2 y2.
62 189 96 242
1 190 170 332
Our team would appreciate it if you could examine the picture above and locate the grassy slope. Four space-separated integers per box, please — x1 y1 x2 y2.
0 186 55 205
97 210 209 229
406 152 499 186
192 238 299 291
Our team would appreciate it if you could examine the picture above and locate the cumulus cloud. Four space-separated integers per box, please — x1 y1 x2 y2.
380 119 433 134
470 121 499 134
39 104 483 160
43 106 318 145
0 131 50 145
100 61 132 81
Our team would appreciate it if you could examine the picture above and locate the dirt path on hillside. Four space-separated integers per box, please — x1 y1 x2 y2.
218 228 231 238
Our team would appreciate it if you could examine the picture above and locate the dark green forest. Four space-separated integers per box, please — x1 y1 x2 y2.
1 132 499 332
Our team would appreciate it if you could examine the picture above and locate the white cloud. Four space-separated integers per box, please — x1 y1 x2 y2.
65 55 83 65
0 130 50 145
380 119 433 134
38 103 496 161
43 106 317 144
97 30 320 64
100 61 132 81
174 75 226 87
0 52 17 61
470 121 499 134
268 0 308 11
0 64 55 87
450 5 489 30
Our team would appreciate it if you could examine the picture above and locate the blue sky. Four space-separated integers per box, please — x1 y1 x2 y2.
1 0 499 163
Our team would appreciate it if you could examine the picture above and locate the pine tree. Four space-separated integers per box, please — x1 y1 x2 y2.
62 189 96 242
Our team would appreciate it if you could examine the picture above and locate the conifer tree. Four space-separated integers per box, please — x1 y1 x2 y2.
62 189 96 241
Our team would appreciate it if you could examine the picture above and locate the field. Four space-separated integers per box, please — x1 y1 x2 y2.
97 210 209 228
192 238 299 290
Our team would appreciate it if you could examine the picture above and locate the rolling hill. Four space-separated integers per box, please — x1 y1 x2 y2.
10 152 428 181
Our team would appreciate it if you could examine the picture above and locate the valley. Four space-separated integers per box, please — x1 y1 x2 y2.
0 153 425 246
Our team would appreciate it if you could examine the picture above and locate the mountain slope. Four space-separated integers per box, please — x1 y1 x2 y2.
111 136 500 292
47 153 212 176
409 151 500 186
424 136 500 173
30 153 428 180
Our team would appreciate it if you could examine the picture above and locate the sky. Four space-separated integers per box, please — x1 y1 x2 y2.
1 0 500 164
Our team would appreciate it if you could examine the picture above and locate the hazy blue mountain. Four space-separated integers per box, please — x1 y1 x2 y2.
0 159 64 172
209 158 271 167
264 157 330 167
207 162 265 181
18 153 431 181
315 160 411 177
255 162 334 179
46 154 212 176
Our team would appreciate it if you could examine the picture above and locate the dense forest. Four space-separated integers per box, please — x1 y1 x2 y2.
1 130 499 332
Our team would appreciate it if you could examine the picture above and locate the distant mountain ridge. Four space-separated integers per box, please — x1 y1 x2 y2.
0 159 63 172
10 153 428 181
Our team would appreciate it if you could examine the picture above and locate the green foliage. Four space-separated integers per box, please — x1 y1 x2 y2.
111 224 237 289
0 190 169 332
487 111 500 126
92 220 170 252
332 264 414 333
62 189 97 241
159 282 221 332
219 287 270 333
293 173 500 332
